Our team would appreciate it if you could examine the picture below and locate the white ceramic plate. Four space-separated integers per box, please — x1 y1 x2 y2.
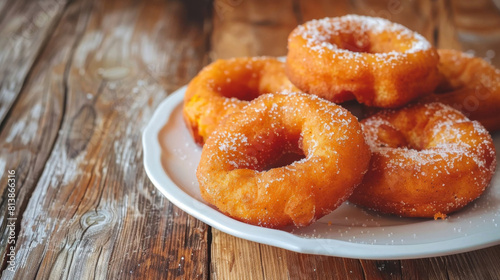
143 86 500 260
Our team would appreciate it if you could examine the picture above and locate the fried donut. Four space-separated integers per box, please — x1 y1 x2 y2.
419 49 500 132
197 92 371 228
349 103 497 218
183 57 299 145
286 15 440 108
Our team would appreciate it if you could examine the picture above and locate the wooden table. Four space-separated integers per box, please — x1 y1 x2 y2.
1 0 500 279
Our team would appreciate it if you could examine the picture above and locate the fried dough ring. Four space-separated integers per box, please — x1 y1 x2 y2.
183 57 299 145
419 49 500 132
197 92 371 228
286 15 440 108
349 103 496 217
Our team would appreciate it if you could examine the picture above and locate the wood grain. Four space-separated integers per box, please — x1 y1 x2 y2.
448 0 500 68
211 0 298 59
1 0 500 279
0 0 68 126
0 0 71 271
209 1 500 280
433 0 462 50
0 0 13 19
0 0 212 279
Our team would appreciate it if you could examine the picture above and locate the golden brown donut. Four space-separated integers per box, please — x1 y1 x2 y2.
286 15 440 108
183 57 299 145
419 49 500 132
350 102 497 218
197 92 371 228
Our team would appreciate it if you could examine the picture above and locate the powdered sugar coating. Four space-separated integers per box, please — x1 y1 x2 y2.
294 15 431 60
285 15 440 108
350 102 497 217
197 92 371 228
419 49 500 132
183 56 300 145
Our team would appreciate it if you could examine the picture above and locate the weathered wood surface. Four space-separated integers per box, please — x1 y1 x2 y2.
1 0 500 279
1 0 211 279
0 0 69 126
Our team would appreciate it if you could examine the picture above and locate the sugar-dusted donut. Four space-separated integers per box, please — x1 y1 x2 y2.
286 15 440 108
350 102 497 218
197 92 371 228
183 57 299 145
419 49 500 132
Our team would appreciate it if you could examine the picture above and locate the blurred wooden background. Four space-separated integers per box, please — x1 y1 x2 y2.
212 0 500 68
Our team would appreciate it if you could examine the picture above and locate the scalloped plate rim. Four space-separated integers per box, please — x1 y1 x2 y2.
142 86 500 260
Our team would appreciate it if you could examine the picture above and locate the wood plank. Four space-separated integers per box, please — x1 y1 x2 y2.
448 0 500 68
441 245 500 280
213 231 500 280
211 230 367 280
299 0 436 43
400 257 448 280
209 0 500 279
0 0 68 126
297 0 351 21
259 243 290 278
1 0 212 278
211 230 266 279
211 0 298 59
433 0 462 50
0 0 73 271
0 0 14 19
284 250 352 280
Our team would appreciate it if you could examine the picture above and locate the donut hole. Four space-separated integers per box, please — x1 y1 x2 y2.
376 127 409 149
327 32 372 53
376 122 428 151
328 31 410 54
217 74 263 101
264 150 306 171
402 135 426 151
248 131 306 172
216 63 284 101
264 136 306 171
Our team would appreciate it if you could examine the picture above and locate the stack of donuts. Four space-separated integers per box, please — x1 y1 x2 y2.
183 15 498 229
